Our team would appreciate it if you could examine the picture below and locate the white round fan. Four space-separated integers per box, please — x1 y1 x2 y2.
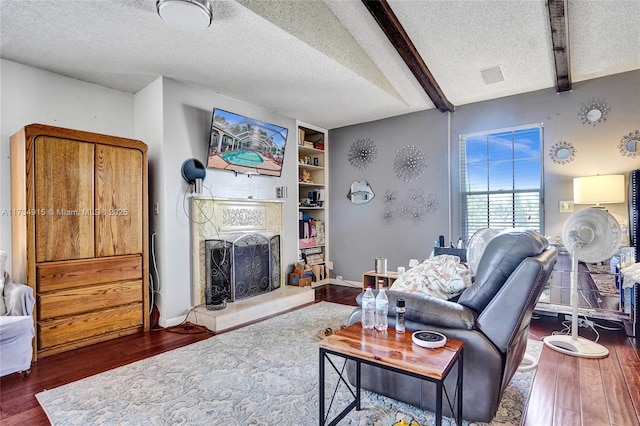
561 208 621 263
543 208 622 358
466 228 500 275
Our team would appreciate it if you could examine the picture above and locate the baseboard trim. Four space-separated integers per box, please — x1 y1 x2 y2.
160 315 188 328
317 278 361 288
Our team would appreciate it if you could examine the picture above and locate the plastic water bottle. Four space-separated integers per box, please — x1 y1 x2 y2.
375 289 389 331
362 287 375 329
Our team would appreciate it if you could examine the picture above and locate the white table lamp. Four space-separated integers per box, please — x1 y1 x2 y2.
573 174 625 207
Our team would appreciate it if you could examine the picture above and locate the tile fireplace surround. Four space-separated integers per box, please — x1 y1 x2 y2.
187 197 314 332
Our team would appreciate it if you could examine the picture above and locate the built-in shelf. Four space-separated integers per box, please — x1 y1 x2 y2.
297 122 328 268
299 164 324 171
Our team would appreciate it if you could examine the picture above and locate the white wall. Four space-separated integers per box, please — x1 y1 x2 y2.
133 77 164 322
0 59 135 274
1 63 302 327
136 77 300 325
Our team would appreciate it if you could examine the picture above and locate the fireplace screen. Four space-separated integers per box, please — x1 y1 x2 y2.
204 234 280 307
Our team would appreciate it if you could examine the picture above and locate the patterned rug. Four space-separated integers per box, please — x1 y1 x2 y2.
36 302 542 425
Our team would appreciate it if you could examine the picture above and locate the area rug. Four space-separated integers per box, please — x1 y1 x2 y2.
36 302 542 425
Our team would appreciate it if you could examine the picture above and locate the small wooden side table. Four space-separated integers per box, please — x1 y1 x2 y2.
361 270 400 290
318 322 463 426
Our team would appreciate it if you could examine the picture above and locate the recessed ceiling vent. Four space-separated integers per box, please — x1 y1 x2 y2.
481 66 505 85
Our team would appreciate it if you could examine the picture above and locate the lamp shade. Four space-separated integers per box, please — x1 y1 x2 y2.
573 174 625 206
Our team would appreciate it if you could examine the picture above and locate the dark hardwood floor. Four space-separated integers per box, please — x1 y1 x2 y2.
524 314 640 426
1 284 638 426
0 322 214 426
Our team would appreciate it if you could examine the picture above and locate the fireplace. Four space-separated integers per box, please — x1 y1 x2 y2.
204 233 281 307
190 197 284 307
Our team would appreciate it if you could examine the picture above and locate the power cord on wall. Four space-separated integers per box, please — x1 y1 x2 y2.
150 232 159 314
145 183 223 335
180 182 229 266
161 303 213 335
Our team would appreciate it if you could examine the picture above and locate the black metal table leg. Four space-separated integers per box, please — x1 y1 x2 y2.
319 348 325 426
320 341 463 426
436 381 443 425
356 360 361 410
319 349 358 426
457 347 463 425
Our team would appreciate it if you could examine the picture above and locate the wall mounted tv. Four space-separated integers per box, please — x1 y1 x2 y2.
207 108 289 177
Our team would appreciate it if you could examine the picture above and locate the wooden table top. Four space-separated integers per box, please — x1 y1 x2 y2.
319 322 463 381
363 270 400 278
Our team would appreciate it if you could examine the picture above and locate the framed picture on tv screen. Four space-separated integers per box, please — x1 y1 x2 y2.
207 108 289 177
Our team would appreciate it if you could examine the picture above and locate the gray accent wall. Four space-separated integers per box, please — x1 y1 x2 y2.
329 109 451 280
329 70 640 282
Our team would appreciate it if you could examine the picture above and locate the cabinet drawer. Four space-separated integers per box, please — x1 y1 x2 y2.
38 303 142 349
37 255 142 292
38 280 142 320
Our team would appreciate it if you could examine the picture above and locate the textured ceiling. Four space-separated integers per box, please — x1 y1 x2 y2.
0 0 638 129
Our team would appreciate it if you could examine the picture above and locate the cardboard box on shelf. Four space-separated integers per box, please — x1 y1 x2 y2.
293 263 313 275
289 273 312 287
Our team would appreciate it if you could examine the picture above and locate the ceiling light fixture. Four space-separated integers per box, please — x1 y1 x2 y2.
157 0 212 32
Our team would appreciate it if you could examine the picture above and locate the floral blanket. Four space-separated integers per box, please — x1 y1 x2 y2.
390 255 472 300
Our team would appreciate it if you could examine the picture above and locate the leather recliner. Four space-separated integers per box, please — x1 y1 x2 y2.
347 230 558 422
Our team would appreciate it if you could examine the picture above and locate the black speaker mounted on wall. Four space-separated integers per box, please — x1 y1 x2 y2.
181 158 206 193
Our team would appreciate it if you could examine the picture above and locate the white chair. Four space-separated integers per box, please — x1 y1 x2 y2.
1 271 35 377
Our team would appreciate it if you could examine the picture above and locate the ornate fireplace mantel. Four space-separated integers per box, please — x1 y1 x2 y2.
190 197 284 307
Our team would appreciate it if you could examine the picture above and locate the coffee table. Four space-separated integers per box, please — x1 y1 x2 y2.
318 322 463 426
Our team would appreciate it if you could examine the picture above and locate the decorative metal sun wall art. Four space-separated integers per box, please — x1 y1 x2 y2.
619 130 640 158
578 98 610 126
383 208 395 223
548 140 577 164
424 193 439 213
382 188 438 224
348 137 377 171
407 188 426 205
393 145 428 181
384 189 397 204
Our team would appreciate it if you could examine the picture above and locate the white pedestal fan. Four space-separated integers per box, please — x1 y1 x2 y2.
466 228 500 276
543 208 622 358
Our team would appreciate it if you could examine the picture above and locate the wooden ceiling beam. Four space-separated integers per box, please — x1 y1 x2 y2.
362 0 454 113
547 0 572 92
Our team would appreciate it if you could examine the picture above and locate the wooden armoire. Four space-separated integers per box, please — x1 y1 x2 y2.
10 124 149 359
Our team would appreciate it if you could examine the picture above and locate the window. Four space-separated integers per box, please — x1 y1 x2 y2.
460 125 543 241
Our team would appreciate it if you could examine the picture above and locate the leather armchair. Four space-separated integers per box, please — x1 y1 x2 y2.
347 230 557 422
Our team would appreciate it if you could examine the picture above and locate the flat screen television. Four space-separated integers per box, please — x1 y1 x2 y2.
207 108 289 177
